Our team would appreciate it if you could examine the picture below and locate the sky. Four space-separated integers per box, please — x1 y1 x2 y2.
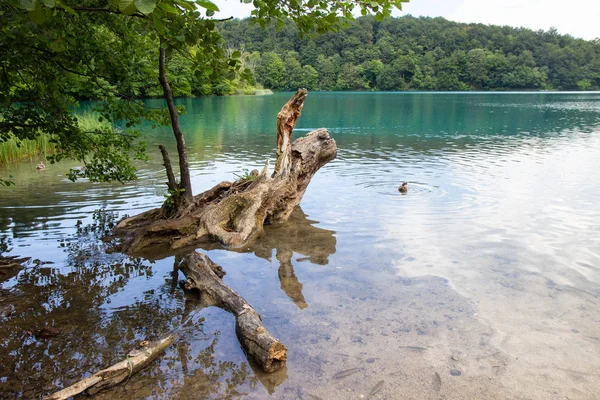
212 0 600 40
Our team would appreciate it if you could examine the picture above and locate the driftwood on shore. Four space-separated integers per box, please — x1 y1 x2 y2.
113 88 337 258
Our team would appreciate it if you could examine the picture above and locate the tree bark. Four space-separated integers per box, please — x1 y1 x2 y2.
113 89 336 258
180 252 287 372
158 45 193 205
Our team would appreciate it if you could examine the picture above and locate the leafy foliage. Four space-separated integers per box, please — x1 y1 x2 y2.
1 0 409 186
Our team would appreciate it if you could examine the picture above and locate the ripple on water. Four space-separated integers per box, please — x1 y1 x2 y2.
363 180 445 198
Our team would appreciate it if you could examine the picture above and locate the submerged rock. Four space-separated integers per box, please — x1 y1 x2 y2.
29 327 60 339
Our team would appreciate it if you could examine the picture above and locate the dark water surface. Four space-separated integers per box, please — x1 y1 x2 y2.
1 92 600 399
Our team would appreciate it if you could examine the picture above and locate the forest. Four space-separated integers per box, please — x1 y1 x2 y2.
220 15 600 92
60 15 600 96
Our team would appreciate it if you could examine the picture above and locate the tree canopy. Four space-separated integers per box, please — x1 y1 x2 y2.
1 0 409 187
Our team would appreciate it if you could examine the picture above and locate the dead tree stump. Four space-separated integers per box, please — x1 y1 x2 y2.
113 89 336 257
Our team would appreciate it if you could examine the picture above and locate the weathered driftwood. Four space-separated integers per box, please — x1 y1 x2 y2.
180 251 287 372
113 89 336 257
45 332 178 400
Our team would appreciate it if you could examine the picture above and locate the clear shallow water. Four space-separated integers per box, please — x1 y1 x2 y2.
1 92 600 399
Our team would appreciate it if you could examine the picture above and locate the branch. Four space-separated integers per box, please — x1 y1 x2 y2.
46 333 176 400
159 144 178 192
181 252 287 372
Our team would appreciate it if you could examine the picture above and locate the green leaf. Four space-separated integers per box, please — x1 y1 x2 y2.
42 0 55 7
196 0 219 12
17 0 37 11
157 2 179 14
135 0 156 14
152 13 165 34
29 3 46 24
174 0 195 11
56 1 77 15
119 0 137 15
375 11 383 22
231 50 241 59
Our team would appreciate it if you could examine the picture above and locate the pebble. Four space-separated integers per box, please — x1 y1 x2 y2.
450 369 462 376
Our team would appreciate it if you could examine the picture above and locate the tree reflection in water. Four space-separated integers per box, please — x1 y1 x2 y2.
201 207 337 310
0 211 259 399
0 207 336 398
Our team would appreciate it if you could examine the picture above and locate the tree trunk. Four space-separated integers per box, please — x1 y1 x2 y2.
158 45 193 205
113 89 336 258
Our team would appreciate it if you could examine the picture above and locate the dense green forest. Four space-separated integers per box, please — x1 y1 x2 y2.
30 15 600 99
219 15 600 92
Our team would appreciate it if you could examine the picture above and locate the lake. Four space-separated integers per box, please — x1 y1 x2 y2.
1 92 600 399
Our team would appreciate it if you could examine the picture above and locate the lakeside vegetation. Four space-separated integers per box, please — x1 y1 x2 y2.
3 14 598 170
220 16 600 92
0 113 111 167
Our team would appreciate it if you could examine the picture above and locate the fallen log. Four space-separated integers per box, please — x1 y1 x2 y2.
46 250 286 398
180 251 287 372
113 89 336 258
46 331 179 400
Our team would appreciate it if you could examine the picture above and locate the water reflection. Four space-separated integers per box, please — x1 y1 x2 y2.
1 93 600 399
0 213 264 399
201 207 337 310
0 212 161 398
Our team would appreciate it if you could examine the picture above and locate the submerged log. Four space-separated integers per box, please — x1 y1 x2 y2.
113 89 336 257
180 252 287 372
46 250 285 399
46 332 179 400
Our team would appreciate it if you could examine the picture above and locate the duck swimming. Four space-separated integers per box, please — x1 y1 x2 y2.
398 182 408 193
35 161 45 170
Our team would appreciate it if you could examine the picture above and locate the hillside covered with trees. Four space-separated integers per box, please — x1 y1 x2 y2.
219 15 600 92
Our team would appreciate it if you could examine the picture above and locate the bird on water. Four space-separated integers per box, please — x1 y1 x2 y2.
398 182 408 193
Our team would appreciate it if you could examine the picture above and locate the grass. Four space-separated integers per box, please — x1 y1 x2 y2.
0 112 109 167
0 133 55 166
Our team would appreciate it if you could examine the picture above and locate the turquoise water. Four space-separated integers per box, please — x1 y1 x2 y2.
1 92 600 399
